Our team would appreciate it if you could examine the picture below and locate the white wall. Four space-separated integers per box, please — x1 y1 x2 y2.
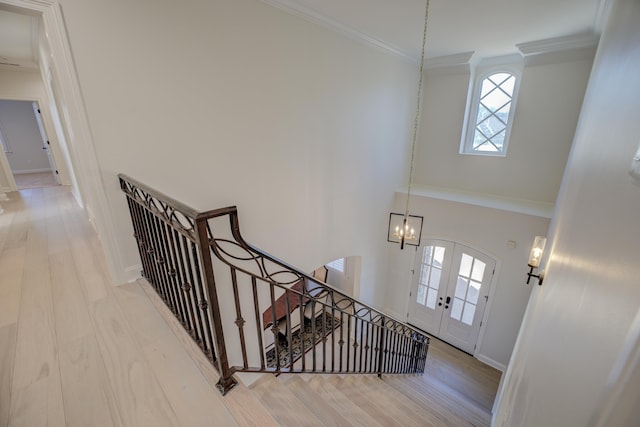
325 256 359 297
0 100 51 173
385 193 549 369
494 0 640 425
414 53 593 205
58 0 417 306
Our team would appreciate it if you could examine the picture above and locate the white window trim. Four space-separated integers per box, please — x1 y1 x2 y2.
460 59 523 157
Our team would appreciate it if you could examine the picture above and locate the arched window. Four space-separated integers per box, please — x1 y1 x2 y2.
461 65 521 156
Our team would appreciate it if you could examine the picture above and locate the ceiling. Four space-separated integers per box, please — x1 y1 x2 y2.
263 0 605 61
0 0 604 72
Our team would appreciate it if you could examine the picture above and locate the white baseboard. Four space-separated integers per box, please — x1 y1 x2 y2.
12 168 53 174
476 353 506 372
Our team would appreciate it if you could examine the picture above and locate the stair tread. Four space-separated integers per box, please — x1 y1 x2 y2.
307 376 384 427
284 376 357 426
223 382 280 427
328 376 423 427
346 375 449 427
387 374 490 427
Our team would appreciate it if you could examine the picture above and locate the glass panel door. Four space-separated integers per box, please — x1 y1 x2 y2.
408 240 496 354
407 240 454 337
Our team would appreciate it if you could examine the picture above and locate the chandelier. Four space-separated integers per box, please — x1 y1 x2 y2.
387 0 429 250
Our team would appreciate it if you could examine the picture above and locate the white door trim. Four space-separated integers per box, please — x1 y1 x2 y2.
1 0 128 283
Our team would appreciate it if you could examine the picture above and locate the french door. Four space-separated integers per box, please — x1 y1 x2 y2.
408 239 495 354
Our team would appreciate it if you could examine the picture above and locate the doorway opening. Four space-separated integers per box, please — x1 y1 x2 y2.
408 239 497 355
0 99 60 190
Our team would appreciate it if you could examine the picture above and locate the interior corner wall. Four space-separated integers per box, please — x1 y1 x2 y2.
58 0 416 306
415 53 593 205
493 0 640 425
385 193 549 368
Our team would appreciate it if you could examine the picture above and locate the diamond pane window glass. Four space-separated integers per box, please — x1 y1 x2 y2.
472 73 514 153
461 66 520 157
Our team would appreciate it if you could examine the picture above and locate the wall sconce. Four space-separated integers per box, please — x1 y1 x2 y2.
387 213 423 249
527 236 546 285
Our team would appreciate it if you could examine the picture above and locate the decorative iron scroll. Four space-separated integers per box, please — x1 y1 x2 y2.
120 176 198 240
206 229 428 348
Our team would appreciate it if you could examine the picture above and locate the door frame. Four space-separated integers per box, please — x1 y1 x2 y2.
405 236 502 358
31 100 60 184
0 97 63 191
0 0 127 283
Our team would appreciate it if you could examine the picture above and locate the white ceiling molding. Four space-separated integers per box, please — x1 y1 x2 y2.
260 0 416 63
517 34 599 66
423 52 474 76
475 53 524 68
516 33 599 57
425 52 474 69
405 185 555 219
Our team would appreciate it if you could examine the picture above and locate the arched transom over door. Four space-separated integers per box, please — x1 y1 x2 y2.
408 239 496 354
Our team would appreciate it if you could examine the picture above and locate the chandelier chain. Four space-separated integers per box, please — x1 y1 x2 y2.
404 0 430 218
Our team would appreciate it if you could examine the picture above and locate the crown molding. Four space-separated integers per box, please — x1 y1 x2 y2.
401 185 555 218
260 0 416 63
425 52 474 69
516 33 598 57
517 33 599 66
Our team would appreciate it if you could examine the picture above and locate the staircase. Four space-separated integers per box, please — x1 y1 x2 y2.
142 275 498 426
119 174 498 426
246 372 492 427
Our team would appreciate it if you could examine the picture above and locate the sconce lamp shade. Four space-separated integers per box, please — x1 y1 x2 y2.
528 236 547 268
387 213 423 248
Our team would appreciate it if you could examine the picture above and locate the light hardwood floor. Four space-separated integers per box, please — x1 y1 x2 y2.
12 172 58 190
0 186 501 426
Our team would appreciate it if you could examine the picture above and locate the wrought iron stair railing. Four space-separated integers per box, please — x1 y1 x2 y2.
119 174 429 395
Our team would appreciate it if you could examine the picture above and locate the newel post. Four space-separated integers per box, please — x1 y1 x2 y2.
194 217 237 394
